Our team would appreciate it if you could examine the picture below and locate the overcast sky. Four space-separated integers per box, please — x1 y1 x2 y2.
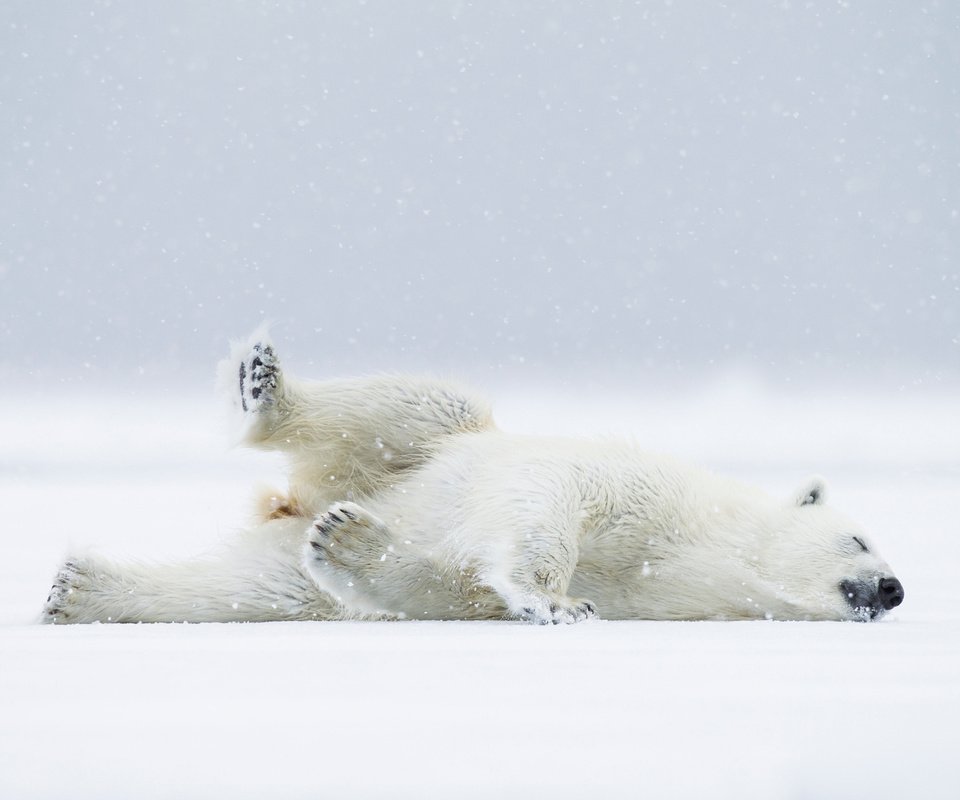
2 1 957 391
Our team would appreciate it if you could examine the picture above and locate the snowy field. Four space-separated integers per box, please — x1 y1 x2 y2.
2 387 958 799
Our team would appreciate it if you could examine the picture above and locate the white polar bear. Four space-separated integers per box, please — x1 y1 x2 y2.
42 331 904 625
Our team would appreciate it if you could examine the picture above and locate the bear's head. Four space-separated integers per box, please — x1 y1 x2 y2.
758 476 904 621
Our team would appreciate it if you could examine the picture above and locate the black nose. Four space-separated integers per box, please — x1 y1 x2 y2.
878 577 904 610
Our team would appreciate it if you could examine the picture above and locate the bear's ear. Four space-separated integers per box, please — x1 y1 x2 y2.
794 476 827 507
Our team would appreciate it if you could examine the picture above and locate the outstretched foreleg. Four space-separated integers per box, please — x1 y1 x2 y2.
477 492 599 625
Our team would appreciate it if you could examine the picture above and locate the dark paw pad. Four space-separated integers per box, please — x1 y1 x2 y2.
239 343 279 413
42 561 84 623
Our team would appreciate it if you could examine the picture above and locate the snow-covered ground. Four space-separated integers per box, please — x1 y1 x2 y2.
2 387 958 799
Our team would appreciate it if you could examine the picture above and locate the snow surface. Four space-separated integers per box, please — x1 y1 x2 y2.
1 390 958 799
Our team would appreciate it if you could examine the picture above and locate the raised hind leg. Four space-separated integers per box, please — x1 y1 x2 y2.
220 330 497 513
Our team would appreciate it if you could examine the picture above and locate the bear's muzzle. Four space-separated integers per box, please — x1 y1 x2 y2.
840 575 904 620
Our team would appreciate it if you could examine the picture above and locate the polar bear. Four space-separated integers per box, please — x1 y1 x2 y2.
42 331 904 625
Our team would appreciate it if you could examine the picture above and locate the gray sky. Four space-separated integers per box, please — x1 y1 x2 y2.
2 1 958 391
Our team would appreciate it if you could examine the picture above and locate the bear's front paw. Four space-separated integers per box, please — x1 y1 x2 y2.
239 342 280 413
519 596 598 625
306 502 394 573
305 502 401 612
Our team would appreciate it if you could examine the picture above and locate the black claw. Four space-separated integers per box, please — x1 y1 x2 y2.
340 508 357 521
239 362 248 411
327 512 343 524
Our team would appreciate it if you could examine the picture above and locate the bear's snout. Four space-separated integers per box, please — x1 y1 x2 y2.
841 576 904 619
878 577 904 610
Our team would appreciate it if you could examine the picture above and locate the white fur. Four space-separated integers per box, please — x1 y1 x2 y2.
42 331 902 624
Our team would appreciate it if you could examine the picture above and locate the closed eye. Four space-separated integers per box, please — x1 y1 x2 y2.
852 536 869 553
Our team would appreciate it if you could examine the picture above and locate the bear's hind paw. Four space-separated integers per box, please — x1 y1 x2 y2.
239 342 280 414
42 560 88 624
